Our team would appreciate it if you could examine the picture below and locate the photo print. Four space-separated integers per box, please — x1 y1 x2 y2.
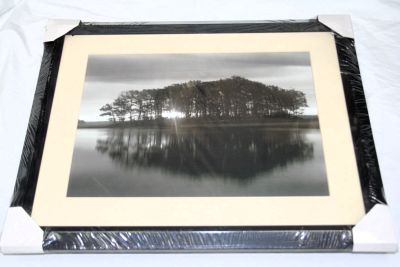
67 52 328 197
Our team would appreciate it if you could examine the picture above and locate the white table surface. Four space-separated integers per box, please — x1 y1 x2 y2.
0 0 399 266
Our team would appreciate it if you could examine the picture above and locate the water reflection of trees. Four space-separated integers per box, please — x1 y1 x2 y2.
95 127 314 180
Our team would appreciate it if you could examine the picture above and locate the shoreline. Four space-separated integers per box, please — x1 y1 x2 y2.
78 118 320 129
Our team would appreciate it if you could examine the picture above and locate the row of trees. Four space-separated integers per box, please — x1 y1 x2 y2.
99 76 308 122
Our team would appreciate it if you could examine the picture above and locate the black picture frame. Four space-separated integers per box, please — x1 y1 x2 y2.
9 19 385 252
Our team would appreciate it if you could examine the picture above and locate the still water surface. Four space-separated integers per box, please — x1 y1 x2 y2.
67 127 328 197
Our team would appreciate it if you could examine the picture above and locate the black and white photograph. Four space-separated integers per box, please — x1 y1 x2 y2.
67 52 328 197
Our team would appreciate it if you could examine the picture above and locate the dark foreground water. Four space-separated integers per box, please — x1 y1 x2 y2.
67 126 328 197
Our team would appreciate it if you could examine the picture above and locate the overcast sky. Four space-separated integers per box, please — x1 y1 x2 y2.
80 52 317 121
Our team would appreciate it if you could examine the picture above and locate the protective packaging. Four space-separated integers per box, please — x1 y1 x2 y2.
0 16 397 254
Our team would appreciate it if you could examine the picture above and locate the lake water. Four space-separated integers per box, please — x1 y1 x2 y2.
67 126 329 197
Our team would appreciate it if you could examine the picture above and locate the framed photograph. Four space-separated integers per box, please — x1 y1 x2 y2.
2 18 393 253
33 31 365 227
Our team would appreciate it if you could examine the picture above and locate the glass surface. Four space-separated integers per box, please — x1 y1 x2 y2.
67 52 329 197
68 127 328 196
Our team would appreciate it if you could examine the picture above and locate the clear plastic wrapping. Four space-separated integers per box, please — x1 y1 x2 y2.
42 228 353 252
10 38 64 214
7 18 386 253
334 35 386 211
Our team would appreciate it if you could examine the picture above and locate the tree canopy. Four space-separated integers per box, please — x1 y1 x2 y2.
99 76 308 122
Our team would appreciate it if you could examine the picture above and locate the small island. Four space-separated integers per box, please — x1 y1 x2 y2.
78 76 318 129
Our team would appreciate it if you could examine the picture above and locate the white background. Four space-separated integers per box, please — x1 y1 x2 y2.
0 0 399 266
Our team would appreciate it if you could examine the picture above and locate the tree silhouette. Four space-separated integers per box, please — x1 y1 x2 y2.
99 76 308 123
112 96 128 122
100 104 116 122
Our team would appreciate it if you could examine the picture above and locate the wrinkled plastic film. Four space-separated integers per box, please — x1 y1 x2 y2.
334 35 386 211
42 229 353 252
10 38 64 214
8 19 386 252
69 20 329 35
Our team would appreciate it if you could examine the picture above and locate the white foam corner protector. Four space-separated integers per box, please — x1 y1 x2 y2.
318 14 354 39
45 19 80 42
353 204 398 253
0 207 43 254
